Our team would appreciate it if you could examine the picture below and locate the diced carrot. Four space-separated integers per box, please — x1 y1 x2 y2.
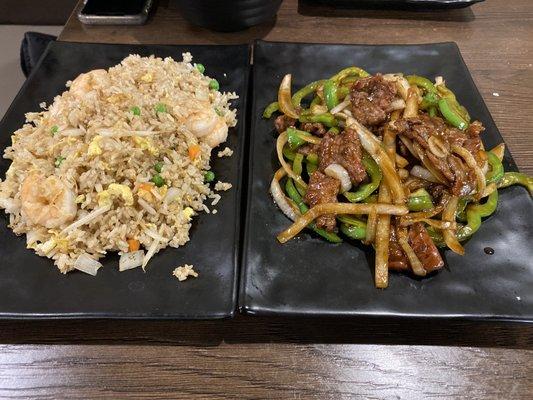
127 239 140 252
188 144 201 160
139 182 153 192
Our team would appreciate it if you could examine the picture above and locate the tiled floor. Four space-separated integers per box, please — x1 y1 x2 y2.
0 25 62 119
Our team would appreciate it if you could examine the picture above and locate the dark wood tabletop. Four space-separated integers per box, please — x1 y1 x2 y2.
2 0 532 398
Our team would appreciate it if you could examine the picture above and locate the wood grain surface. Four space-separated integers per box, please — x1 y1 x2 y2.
1 0 532 399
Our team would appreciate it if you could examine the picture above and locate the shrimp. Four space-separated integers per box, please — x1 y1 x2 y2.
69 69 110 99
184 108 228 148
20 173 77 229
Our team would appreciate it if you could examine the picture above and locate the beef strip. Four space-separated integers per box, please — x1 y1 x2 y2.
300 122 327 137
391 114 485 196
388 223 409 271
274 115 296 133
304 171 340 232
350 74 397 127
297 143 319 156
317 128 367 185
408 222 444 272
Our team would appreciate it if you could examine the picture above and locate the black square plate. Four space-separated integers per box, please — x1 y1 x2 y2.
240 40 533 321
0 41 249 319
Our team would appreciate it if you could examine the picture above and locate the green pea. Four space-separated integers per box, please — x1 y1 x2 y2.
151 174 165 187
154 162 163 173
208 79 219 91
131 106 141 116
195 63 205 74
204 171 215 183
51 125 59 135
155 103 167 113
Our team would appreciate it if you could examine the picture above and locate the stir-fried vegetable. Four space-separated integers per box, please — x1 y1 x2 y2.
204 171 216 183
264 66 532 289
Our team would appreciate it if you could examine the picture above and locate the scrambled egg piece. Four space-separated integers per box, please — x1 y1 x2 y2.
172 264 198 282
134 137 158 155
183 207 194 221
88 135 103 156
98 183 134 207
140 72 153 83
32 230 69 254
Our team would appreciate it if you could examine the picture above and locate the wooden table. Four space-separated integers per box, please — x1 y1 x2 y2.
2 1 532 398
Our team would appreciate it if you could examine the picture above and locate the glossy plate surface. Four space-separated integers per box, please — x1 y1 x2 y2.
0 41 249 319
241 40 532 321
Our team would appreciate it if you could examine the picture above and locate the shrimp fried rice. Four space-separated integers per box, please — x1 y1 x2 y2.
0 53 238 274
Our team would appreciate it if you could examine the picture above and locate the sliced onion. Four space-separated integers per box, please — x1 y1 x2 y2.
489 143 505 161
61 205 110 234
324 163 352 193
119 250 144 272
330 97 351 114
270 168 298 222
138 198 157 215
435 76 444 86
310 104 328 115
442 195 465 255
403 87 419 118
397 227 426 277
277 202 408 243
145 228 168 243
74 253 102 276
164 187 181 203
142 238 160 270
451 145 486 200
410 165 440 183
389 98 406 111
347 119 405 204
276 131 307 188
278 74 299 119
428 136 449 158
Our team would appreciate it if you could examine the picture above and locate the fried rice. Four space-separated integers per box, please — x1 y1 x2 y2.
0 53 238 274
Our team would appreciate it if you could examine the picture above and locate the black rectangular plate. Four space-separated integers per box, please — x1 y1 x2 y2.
241 40 533 321
303 0 484 10
0 41 250 319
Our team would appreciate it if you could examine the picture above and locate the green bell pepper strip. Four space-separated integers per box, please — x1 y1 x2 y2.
456 196 470 222
292 80 324 108
328 127 340 135
406 75 437 94
330 66 370 83
282 145 296 161
420 92 439 109
299 113 338 127
340 76 362 84
437 85 470 122
497 172 533 195
285 178 342 243
438 98 468 130
306 162 318 175
428 106 437 117
343 155 382 203
310 96 322 107
263 101 279 118
340 222 367 241
485 151 504 184
293 153 304 176
323 80 339 110
292 153 306 197
287 127 307 149
336 86 350 100
306 153 318 165
337 215 367 240
407 188 434 211
428 190 499 246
